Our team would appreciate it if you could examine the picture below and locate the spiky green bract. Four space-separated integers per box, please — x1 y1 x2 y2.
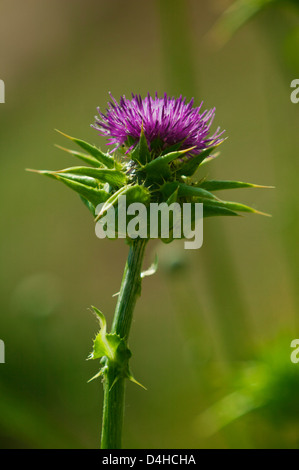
28 128 271 242
119 128 271 230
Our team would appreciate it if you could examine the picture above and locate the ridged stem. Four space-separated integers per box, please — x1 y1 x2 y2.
100 238 148 449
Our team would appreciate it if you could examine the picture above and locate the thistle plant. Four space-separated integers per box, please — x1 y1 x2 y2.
28 92 271 449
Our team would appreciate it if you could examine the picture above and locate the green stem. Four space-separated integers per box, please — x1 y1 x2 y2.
100 238 148 449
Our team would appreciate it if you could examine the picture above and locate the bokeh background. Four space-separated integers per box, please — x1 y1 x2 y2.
0 0 299 449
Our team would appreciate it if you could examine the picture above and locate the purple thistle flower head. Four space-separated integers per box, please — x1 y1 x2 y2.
92 92 225 159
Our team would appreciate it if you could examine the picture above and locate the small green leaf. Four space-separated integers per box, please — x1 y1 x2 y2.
198 180 275 191
161 181 219 201
88 306 145 389
176 145 220 177
52 173 110 206
201 198 271 216
130 126 151 165
95 184 150 222
57 166 127 188
95 186 129 221
143 146 196 180
55 145 103 168
155 146 197 165
89 306 121 361
51 172 99 188
90 305 107 330
56 130 115 169
203 204 239 218
27 169 110 207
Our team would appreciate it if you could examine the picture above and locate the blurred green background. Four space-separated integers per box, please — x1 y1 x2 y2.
0 0 299 449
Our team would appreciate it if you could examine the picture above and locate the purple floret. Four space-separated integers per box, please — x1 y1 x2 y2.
92 92 225 158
